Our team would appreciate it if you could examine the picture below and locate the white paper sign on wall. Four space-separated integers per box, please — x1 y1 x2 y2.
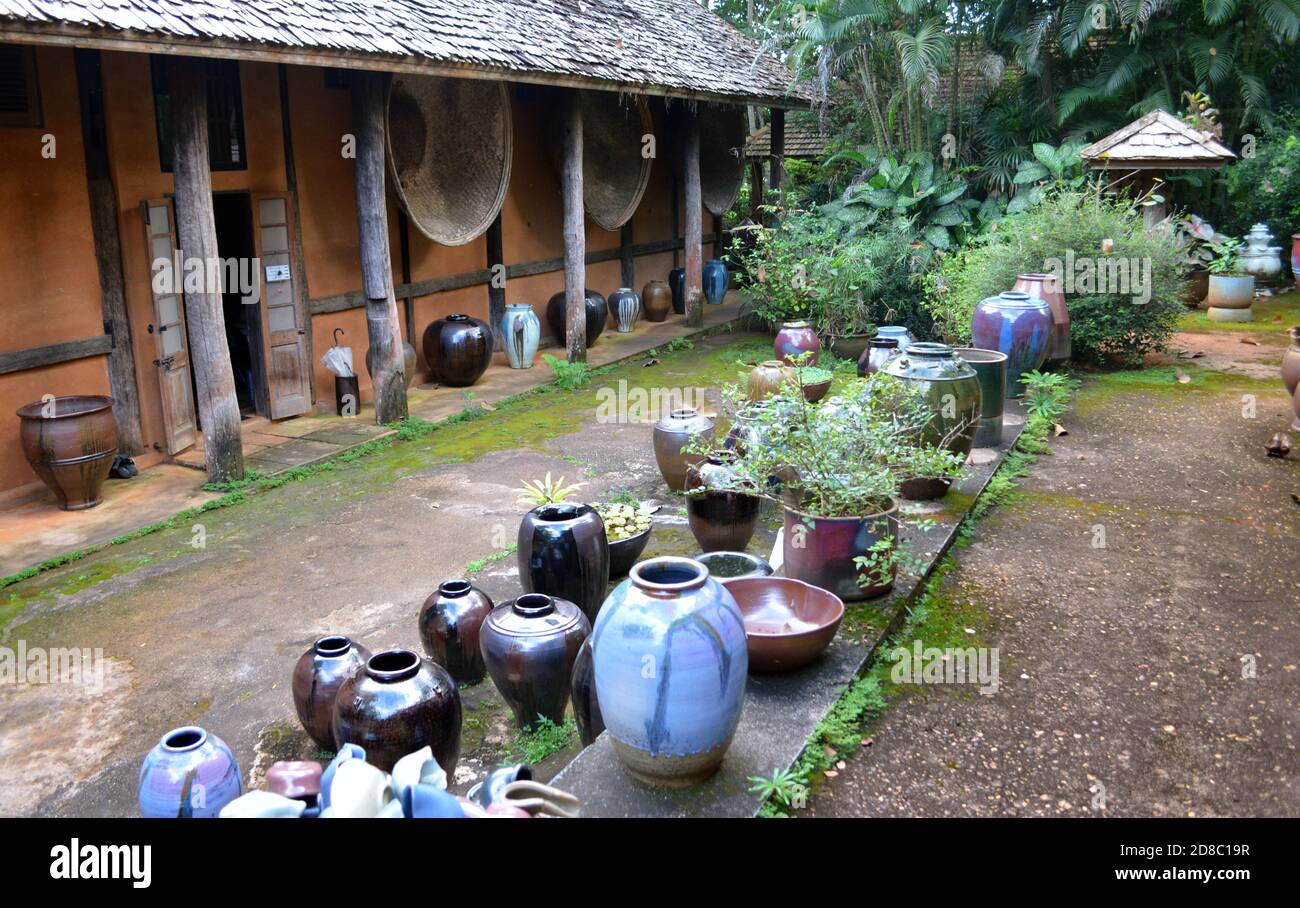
265 264 291 283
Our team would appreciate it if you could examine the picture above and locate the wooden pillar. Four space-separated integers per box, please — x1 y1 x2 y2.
770 107 786 202
277 63 315 404
74 49 143 455
169 59 243 482
559 90 587 363
620 221 635 290
749 159 765 225
351 71 408 423
670 174 681 269
486 213 506 348
682 110 704 328
398 210 415 345
712 213 724 261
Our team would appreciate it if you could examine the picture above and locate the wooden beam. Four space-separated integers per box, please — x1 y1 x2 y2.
397 209 415 344
486 213 506 348
670 173 681 269
277 62 315 404
770 107 786 205
682 109 704 328
0 336 113 376
169 58 243 483
352 70 408 423
74 49 143 454
559 89 587 363
749 159 764 224
620 221 635 290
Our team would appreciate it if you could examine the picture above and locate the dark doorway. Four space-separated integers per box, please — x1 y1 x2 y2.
210 191 265 417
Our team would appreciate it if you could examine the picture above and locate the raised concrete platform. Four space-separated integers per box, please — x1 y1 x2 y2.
550 404 1028 818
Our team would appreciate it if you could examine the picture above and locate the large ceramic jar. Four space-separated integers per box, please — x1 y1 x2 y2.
480 593 590 729
592 557 748 786
423 314 493 387
774 320 821 366
17 395 118 511
857 337 900 378
652 406 715 491
875 325 914 353
746 360 795 401
642 280 672 322
783 503 899 602
365 341 419 389
686 450 760 552
500 303 540 370
332 649 462 774
970 290 1052 394
570 637 603 746
608 287 641 333
517 502 609 622
546 289 608 347
138 726 242 818
1013 272 1071 365
1282 327 1300 396
292 635 372 751
703 258 729 305
882 342 981 499
1206 274 1255 322
1292 235 1300 289
955 348 1008 448
669 268 686 315
418 579 494 684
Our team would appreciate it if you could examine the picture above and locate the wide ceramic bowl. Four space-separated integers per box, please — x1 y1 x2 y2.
725 576 845 673
607 522 653 579
694 551 773 584
800 377 833 403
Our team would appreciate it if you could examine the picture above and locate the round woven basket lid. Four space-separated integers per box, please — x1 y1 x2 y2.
386 75 513 247
573 92 653 231
668 104 746 216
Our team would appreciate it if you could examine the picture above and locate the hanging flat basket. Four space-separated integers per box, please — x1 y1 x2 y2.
549 92 653 231
386 75 513 246
668 103 746 216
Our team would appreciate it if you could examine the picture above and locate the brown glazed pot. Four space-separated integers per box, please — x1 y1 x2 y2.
17 395 118 510
480 593 591 729
1013 273 1071 365
774 320 821 366
746 360 795 401
570 636 604 747
652 406 715 491
782 502 899 602
857 337 900 377
641 280 673 322
365 341 419 389
422 314 493 387
829 334 873 363
726 576 845 673
518 502 609 623
292 635 372 751
332 649 462 774
418 579 494 684
686 450 760 552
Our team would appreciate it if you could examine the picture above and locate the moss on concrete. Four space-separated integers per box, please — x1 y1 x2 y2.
1176 292 1300 334
1074 363 1279 419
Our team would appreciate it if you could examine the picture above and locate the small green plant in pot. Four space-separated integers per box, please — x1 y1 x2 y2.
1204 237 1256 322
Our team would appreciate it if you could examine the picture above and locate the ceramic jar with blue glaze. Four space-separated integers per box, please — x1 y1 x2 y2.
970 290 1052 394
592 556 748 787
500 303 540 369
875 325 915 353
703 259 729 305
608 287 641 333
138 726 242 818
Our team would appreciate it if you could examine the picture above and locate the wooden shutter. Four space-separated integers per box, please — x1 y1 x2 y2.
141 198 198 454
251 193 311 419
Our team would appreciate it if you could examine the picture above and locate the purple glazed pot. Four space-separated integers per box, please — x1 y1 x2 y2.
774 320 821 366
138 726 242 818
970 290 1052 395
782 502 899 602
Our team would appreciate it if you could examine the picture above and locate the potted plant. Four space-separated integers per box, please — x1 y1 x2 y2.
516 476 657 583
1172 214 1220 307
1204 236 1256 322
690 376 965 602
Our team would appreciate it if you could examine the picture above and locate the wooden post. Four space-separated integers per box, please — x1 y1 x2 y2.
620 221 635 290
486 213 506 348
398 210 415 345
559 89 587 363
277 63 315 404
351 71 408 423
749 159 764 225
682 109 704 328
770 107 786 226
169 59 243 482
75 49 143 455
670 173 681 270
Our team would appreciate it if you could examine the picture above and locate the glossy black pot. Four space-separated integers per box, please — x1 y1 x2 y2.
422 314 493 387
480 594 591 729
291 635 372 751
331 649 462 774
545 289 608 347
417 579 494 684
570 637 604 746
517 502 609 623
669 268 686 315
686 450 760 552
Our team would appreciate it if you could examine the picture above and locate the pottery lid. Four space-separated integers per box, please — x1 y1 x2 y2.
882 342 976 382
489 594 585 636
875 326 911 337
655 406 713 432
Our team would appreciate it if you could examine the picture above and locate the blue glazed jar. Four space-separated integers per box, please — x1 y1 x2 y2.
702 259 729 305
607 287 641 333
500 303 540 369
668 268 686 315
875 325 915 353
592 556 747 787
138 726 242 818
970 290 1052 394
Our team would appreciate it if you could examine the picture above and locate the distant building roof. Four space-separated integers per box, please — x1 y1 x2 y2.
0 0 812 107
1081 109 1235 170
744 122 828 159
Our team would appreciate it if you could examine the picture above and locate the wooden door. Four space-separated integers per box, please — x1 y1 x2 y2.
142 198 198 454
251 193 311 419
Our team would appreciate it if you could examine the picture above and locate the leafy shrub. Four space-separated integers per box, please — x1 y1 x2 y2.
1219 113 1300 239
542 353 591 390
924 188 1188 366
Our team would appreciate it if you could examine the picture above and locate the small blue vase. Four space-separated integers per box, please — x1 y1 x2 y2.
608 288 641 333
703 259 729 305
138 726 242 818
875 325 915 353
500 303 540 369
669 268 686 315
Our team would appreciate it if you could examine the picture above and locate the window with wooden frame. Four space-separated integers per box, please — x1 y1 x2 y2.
0 44 43 128
150 57 248 172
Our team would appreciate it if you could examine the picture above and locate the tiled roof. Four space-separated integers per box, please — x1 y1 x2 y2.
1081 109 1236 169
743 121 828 159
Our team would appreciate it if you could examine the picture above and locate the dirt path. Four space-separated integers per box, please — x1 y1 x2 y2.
806 341 1300 817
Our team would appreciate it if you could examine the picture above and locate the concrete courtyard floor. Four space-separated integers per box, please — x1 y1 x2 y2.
806 299 1300 818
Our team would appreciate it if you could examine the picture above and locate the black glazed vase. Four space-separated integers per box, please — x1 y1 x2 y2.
570 636 604 747
480 594 591 729
669 268 686 315
517 502 609 623
686 450 761 552
417 579 494 685
291 635 372 751
545 289 608 347
422 314 493 387
331 649 462 774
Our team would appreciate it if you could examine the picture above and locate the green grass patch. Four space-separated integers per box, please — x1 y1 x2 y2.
1176 293 1300 334
513 717 579 763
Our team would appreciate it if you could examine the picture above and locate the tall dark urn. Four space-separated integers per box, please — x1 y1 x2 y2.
685 450 760 552
669 268 686 315
418 579 494 684
423 314 493 387
292 635 372 751
480 594 590 729
517 502 610 623
546 289 608 347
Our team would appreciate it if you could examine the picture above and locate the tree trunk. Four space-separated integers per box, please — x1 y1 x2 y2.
169 58 243 482
683 109 704 328
352 70 408 423
560 90 587 362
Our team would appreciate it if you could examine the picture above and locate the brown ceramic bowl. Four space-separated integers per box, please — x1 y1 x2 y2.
726 576 845 673
607 522 653 578
800 377 832 403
